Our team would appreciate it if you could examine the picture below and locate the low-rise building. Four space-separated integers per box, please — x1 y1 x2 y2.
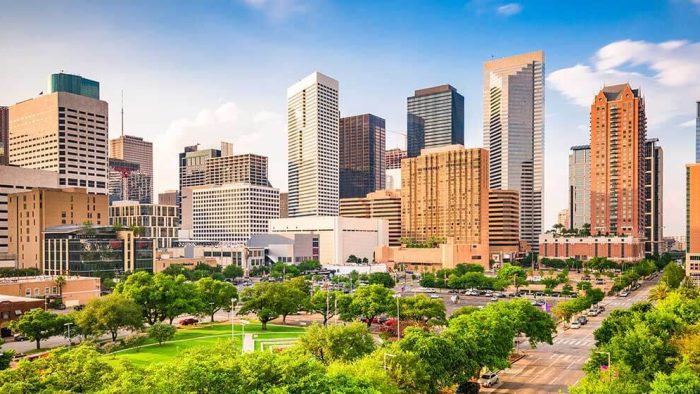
43 224 154 276
374 238 490 273
109 201 179 249
1 295 44 327
538 234 644 263
340 189 401 246
0 275 101 307
269 216 388 265
153 254 218 273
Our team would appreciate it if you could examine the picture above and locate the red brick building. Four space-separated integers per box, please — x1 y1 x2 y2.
539 234 644 263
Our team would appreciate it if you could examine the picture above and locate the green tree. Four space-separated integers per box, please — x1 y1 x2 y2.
340 284 393 327
148 322 176 346
367 272 396 288
497 263 528 291
296 322 375 364
487 299 556 347
222 264 244 279
195 277 238 322
455 263 485 275
9 308 66 350
309 289 342 325
398 294 446 325
277 280 307 323
650 366 700 394
114 271 165 324
76 294 143 342
163 275 202 324
238 281 286 330
0 338 14 371
661 263 686 289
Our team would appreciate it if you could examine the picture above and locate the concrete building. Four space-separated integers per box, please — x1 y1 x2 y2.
385 148 406 170
375 238 489 273
0 106 8 165
184 183 279 245
269 216 388 265
539 234 644 263
205 153 270 186
407 85 464 157
489 189 522 262
686 164 700 286
279 192 289 218
386 168 401 190
401 145 489 260
9 73 109 194
247 233 319 264
109 201 179 249
0 167 58 257
153 255 218 273
108 158 151 204
8 187 108 270
44 225 154 276
644 139 663 255
179 143 224 189
590 84 646 238
340 189 402 246
557 209 570 229
158 190 178 206
483 51 545 252
569 145 591 230
339 114 386 198
109 135 153 202
287 72 339 217
0 275 101 307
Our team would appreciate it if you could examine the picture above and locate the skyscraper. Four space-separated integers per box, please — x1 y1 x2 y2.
339 114 386 198
179 143 223 190
0 106 8 165
644 139 663 255
686 164 700 286
483 51 544 251
9 73 109 194
108 158 152 204
407 85 464 157
590 84 646 238
385 148 407 170
696 101 700 163
287 72 339 217
110 135 153 201
569 145 591 230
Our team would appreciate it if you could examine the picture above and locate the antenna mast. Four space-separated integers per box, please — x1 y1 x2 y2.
121 90 124 137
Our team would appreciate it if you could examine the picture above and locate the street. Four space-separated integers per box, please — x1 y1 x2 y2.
482 278 656 394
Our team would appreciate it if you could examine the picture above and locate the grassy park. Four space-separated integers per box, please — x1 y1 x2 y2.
108 323 307 366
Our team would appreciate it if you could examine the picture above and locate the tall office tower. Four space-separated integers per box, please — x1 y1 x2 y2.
644 139 663 255
385 148 407 170
0 106 8 165
483 51 544 251
590 84 646 238
8 187 108 270
696 102 700 163
489 189 521 259
401 145 489 251
339 114 386 198
340 189 402 246
179 143 223 190
287 72 339 217
686 164 700 285
158 190 179 206
279 192 289 218
108 158 152 204
205 153 270 186
569 145 591 230
557 209 570 229
109 201 178 249
9 73 109 194
406 85 464 158
110 135 153 202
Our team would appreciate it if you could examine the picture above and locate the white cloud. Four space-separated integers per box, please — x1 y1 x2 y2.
153 102 287 193
548 39 700 125
496 3 522 16
680 119 696 127
238 0 314 20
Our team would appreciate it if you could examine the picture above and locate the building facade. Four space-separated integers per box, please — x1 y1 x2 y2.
108 158 152 204
340 189 402 246
0 276 101 307
569 145 591 230
483 51 545 252
0 106 8 165
339 114 386 198
401 145 489 255
644 139 663 255
279 192 289 218
557 209 570 229
590 84 646 238
109 201 179 249
375 239 490 273
9 75 109 194
539 234 644 263
385 148 406 170
48 72 100 99
489 189 521 261
158 190 178 206
0 167 58 256
179 143 223 190
109 135 153 202
8 187 108 270
696 101 700 163
205 153 270 186
287 72 339 217
407 85 464 157
687 164 700 286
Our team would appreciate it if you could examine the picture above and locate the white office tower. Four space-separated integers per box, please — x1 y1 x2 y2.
483 51 544 252
287 72 339 217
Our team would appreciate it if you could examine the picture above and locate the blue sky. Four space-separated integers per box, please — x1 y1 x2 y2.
1 0 699 235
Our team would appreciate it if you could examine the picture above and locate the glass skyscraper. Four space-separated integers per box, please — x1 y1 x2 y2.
696 101 700 163
48 72 100 99
339 114 386 198
406 85 464 157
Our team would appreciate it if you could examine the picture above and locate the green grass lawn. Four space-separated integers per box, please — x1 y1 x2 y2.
107 323 306 367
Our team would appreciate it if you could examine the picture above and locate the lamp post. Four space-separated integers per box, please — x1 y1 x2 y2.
230 298 236 340
65 322 73 348
209 302 215 323
393 294 401 340
240 319 250 354
596 351 612 382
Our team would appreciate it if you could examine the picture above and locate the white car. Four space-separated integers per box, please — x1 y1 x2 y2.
478 372 499 387
429 293 441 299
587 309 600 317
570 321 581 329
619 291 630 297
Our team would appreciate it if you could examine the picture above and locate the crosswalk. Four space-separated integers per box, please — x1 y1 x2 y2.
551 337 595 347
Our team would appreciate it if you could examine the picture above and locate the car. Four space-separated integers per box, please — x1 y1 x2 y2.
179 318 199 326
587 309 600 317
535 292 545 297
478 372 499 387
595 279 605 285
577 316 588 325
489 296 498 301
619 291 630 297
570 321 581 329
582 275 592 281
73 304 85 311
13 334 26 342
429 293 441 299
597 305 605 312
494 292 506 298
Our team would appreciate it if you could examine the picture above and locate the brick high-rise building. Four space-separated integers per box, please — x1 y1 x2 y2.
110 135 153 202
644 139 663 255
8 187 108 270
407 85 464 158
340 189 401 246
488 189 520 261
9 73 109 194
401 145 489 258
590 84 646 238
0 106 8 165
385 148 407 170
339 114 386 198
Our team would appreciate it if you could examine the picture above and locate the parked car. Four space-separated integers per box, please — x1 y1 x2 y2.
570 321 581 329
597 305 606 312
13 334 26 342
429 293 441 299
179 318 199 326
587 309 600 317
73 304 85 311
489 296 498 302
494 292 506 298
478 372 499 387
577 316 588 325
595 279 605 285
619 291 630 297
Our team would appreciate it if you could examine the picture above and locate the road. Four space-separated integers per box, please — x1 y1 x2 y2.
482 278 656 394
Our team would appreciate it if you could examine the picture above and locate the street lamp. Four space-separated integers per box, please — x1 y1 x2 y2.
65 322 73 348
596 351 612 382
209 302 215 323
230 298 236 340
240 319 250 354
393 294 401 340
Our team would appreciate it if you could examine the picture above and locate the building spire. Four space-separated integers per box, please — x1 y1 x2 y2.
121 90 124 137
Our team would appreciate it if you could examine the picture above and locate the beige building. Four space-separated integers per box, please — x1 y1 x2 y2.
9 89 109 194
401 145 489 250
109 201 179 249
279 192 289 218
109 135 153 179
153 255 218 273
489 189 522 262
340 189 401 246
557 208 570 229
0 167 58 257
375 238 489 272
158 190 178 206
205 153 270 186
8 187 108 269
0 275 101 307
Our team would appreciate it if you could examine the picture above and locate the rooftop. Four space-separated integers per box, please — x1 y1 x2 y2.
0 294 43 303
414 84 457 97
601 83 640 100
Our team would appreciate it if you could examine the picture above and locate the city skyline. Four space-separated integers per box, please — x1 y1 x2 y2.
1 1 700 235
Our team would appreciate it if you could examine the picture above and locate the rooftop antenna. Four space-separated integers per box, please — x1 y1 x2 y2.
121 90 124 137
